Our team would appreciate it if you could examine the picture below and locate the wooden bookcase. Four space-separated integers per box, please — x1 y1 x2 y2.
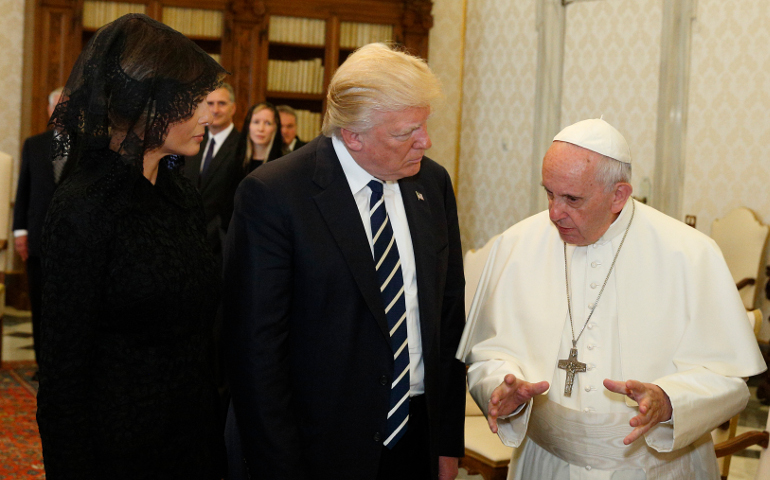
30 0 434 136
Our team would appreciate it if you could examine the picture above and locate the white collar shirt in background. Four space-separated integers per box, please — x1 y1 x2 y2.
199 122 234 172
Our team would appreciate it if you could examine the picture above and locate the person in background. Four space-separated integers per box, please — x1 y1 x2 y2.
36 14 227 479
182 82 242 441
277 104 306 155
236 102 283 174
457 118 766 479
223 42 466 480
183 82 242 264
13 87 64 374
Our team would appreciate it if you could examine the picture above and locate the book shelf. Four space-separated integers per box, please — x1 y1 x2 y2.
263 16 398 139
264 16 326 138
30 0 433 137
80 1 223 63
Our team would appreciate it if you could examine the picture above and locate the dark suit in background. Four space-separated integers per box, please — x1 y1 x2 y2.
283 136 306 155
223 135 466 479
13 129 57 361
184 125 243 442
184 126 242 263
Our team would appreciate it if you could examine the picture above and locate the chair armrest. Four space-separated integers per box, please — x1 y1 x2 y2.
736 278 756 290
714 431 769 458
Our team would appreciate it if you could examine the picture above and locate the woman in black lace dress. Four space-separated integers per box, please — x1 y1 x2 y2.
36 14 227 479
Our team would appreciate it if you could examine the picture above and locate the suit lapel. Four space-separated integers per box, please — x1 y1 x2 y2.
200 129 238 191
399 175 438 357
311 138 391 341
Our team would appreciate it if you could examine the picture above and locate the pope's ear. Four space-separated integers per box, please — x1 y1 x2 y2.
340 128 364 152
612 183 633 213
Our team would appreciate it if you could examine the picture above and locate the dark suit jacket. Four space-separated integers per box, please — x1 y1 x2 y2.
184 126 242 260
283 137 306 156
223 135 466 479
13 130 56 257
292 137 306 151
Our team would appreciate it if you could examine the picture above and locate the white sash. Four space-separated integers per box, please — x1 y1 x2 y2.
527 397 716 479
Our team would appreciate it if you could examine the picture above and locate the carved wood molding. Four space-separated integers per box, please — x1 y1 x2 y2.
402 0 433 33
229 0 265 21
40 0 78 8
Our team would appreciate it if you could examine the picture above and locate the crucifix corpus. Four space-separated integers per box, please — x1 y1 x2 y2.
557 347 586 396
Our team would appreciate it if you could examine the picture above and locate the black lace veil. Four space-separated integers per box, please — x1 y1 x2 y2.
50 13 228 171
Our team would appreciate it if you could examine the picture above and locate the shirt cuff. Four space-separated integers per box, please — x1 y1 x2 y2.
500 402 527 419
14 230 28 237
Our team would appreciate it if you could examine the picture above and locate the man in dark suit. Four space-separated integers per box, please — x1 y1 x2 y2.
277 104 307 155
183 82 242 263
13 88 64 365
224 43 466 480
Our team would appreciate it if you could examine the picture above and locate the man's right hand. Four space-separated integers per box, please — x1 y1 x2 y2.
15 235 29 261
487 374 549 433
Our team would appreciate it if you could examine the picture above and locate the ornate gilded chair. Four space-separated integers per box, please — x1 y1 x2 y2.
711 207 770 311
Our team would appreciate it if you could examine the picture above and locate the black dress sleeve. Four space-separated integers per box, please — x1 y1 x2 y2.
36 195 109 478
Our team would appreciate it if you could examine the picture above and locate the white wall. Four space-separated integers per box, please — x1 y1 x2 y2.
0 0 25 271
683 0 770 338
453 0 538 251
426 0 465 187
561 0 661 199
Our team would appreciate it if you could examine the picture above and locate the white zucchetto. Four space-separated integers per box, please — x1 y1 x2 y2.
553 118 631 165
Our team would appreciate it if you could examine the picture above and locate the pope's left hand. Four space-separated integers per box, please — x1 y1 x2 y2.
603 378 672 445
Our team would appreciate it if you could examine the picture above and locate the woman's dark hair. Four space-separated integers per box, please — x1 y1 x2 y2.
236 102 283 171
50 13 228 170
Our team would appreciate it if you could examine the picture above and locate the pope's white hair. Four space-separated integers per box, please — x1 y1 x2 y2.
596 155 632 191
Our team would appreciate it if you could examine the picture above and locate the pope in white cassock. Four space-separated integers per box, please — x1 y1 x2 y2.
457 118 767 479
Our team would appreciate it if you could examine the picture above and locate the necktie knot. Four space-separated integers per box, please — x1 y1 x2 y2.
368 179 384 196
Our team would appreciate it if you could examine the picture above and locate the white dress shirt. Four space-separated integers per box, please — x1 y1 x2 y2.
199 123 234 172
332 135 425 395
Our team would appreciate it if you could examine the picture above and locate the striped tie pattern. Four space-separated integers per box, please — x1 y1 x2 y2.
368 180 410 449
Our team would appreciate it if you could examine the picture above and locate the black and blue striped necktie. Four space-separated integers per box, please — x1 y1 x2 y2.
368 179 410 449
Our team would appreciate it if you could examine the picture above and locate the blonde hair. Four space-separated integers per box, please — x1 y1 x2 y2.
322 43 442 138
239 102 282 170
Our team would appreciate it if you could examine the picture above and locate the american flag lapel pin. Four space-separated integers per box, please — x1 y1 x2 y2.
416 191 425 201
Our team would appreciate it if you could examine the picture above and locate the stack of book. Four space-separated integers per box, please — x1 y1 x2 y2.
339 22 394 49
267 59 324 94
162 7 223 38
82 1 146 29
269 16 325 45
295 109 323 143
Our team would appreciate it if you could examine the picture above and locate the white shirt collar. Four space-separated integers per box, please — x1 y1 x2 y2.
595 198 635 245
209 122 234 145
332 134 380 195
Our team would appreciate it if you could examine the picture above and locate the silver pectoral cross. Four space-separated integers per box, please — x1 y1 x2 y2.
557 347 586 396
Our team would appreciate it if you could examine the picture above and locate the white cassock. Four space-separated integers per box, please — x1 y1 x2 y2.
457 199 766 480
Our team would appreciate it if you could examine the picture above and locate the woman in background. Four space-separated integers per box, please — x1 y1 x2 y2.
36 14 226 479
237 102 284 173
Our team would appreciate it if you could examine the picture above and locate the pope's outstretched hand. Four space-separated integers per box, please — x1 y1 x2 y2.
603 379 673 445
487 374 549 433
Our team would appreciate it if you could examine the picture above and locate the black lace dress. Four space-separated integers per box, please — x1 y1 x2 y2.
37 149 224 479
